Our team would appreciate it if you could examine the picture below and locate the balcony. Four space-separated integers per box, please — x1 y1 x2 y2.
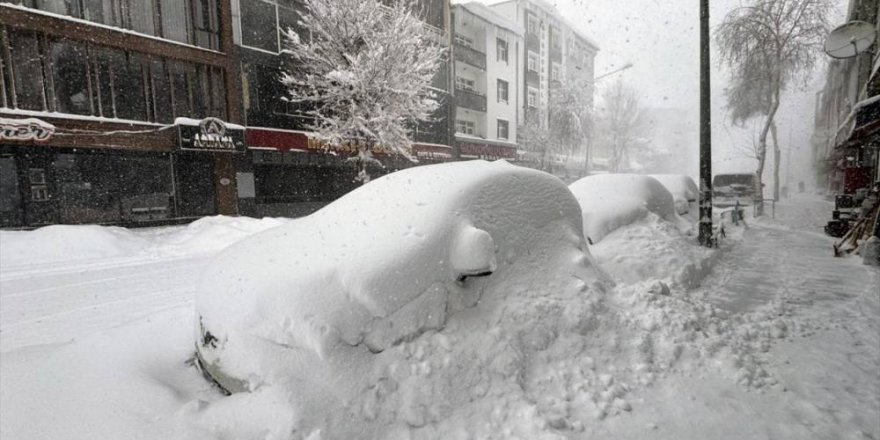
454 43 487 70
455 88 487 112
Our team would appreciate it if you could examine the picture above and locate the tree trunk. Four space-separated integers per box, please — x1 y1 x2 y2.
754 76 782 216
771 121 781 201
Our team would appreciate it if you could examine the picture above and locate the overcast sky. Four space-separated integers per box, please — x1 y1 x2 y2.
469 0 850 186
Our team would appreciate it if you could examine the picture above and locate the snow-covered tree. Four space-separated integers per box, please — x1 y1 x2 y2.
549 66 594 171
717 0 832 212
281 0 445 182
596 79 648 173
518 110 553 171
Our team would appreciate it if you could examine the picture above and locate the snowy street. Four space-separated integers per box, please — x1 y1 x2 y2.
1 193 878 439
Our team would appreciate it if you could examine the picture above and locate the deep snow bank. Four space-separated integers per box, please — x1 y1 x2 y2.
569 174 678 243
0 216 287 269
650 174 699 215
193 160 609 437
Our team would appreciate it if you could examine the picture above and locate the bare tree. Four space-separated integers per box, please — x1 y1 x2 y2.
596 78 647 173
281 0 445 182
549 66 594 171
717 0 832 213
517 110 554 171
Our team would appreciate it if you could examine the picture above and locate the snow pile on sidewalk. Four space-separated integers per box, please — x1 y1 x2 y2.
0 216 288 269
569 174 679 243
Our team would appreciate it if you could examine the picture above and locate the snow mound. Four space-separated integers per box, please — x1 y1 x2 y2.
569 174 678 243
156 215 289 255
193 160 607 436
650 174 699 215
0 225 149 268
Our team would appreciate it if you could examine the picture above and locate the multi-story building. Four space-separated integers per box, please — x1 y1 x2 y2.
451 2 521 161
0 0 455 227
232 0 454 218
487 0 598 131
811 0 879 195
0 0 242 228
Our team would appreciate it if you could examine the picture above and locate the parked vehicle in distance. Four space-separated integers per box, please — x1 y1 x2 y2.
713 173 756 207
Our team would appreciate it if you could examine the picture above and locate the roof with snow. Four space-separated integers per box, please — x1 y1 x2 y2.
470 0 600 50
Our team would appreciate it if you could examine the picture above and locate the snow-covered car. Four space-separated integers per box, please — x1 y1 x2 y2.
713 173 756 207
650 174 699 215
568 174 678 244
193 160 589 400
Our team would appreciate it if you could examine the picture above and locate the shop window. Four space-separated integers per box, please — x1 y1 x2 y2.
51 40 92 115
242 0 279 52
455 119 475 135
8 32 46 111
28 168 49 202
116 53 149 121
150 59 174 123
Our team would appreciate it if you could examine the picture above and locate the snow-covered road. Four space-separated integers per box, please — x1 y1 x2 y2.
0 194 877 440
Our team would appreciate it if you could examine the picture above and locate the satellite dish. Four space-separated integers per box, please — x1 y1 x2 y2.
824 21 876 59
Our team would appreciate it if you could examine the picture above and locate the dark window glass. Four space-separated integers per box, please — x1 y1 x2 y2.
150 59 173 123
193 0 220 50
160 0 192 45
208 66 226 118
278 4 307 44
8 32 46 111
51 40 92 115
497 119 509 139
497 39 508 63
116 53 148 121
169 61 194 118
93 47 120 118
33 0 77 15
129 0 157 35
241 0 278 52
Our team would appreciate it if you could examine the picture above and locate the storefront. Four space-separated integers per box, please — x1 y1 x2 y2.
0 116 243 228
238 127 454 218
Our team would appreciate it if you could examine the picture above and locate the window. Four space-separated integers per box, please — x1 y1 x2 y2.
496 38 508 63
497 79 508 103
278 3 308 44
242 0 280 52
161 0 194 44
52 40 92 115
455 76 476 92
454 34 474 48
527 13 539 35
550 27 561 49
455 119 476 135
551 62 561 81
527 87 538 108
8 32 46 111
528 51 539 72
497 119 509 140
129 0 157 35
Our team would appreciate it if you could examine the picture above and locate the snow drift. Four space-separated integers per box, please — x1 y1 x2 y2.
650 174 699 215
194 160 605 436
569 174 678 243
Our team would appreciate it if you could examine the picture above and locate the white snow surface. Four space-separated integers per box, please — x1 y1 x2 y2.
1 186 878 440
650 174 699 215
569 174 680 243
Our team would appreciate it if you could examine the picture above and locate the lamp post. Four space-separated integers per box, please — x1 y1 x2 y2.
698 0 713 247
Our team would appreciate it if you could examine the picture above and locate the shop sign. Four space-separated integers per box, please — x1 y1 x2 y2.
0 118 55 142
178 117 245 153
305 137 410 156
458 141 517 160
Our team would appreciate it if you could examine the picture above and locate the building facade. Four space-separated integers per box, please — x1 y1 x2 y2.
0 0 455 227
812 0 879 195
0 0 241 228
451 2 521 161
487 0 598 130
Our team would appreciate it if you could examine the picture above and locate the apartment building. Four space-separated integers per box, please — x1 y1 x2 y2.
812 0 879 194
487 0 598 130
0 0 241 228
452 2 521 160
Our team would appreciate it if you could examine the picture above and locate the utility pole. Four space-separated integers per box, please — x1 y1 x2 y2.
698 0 713 247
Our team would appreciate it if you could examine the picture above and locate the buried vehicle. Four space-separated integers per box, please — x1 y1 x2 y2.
193 160 590 412
713 173 756 207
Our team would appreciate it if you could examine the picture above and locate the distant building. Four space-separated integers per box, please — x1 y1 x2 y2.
486 0 598 130
451 2 522 161
811 0 879 195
